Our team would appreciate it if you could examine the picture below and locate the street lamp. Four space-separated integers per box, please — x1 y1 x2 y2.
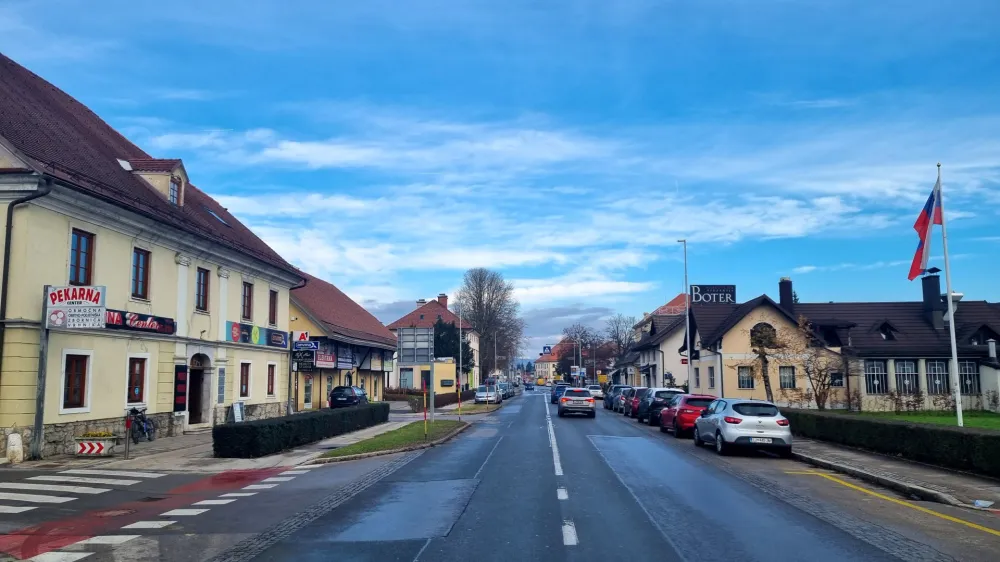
678 239 693 389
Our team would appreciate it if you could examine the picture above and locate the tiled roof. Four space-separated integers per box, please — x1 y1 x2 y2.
127 158 182 172
386 299 479 335
635 314 685 349
291 271 396 349
0 53 297 275
652 293 687 316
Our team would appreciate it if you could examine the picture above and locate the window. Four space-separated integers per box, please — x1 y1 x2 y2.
926 360 949 395
268 290 278 326
267 364 276 396
738 366 754 389
239 362 251 398
195 268 210 311
169 176 180 204
69 229 95 285
865 360 888 395
63 354 88 409
131 248 150 299
830 372 844 387
959 360 980 395
894 360 919 395
127 357 146 404
750 323 777 349
241 282 253 320
779 366 796 389
693 367 700 388
733 403 779 417
708 366 715 389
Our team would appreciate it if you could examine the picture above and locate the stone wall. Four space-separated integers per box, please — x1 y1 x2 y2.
2 412 184 458
212 401 287 425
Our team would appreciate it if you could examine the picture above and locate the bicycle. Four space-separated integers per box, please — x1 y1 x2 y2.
128 407 157 444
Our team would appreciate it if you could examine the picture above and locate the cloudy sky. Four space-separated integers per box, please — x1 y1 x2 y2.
4 0 998 355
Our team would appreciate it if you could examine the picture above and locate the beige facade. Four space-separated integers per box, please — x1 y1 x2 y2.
535 359 556 383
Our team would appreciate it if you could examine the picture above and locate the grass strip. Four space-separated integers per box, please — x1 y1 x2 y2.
321 420 466 458
452 403 502 415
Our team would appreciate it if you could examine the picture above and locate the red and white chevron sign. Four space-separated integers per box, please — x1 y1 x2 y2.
77 441 106 455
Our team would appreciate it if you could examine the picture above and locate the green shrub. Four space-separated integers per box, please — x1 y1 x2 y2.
212 403 390 458
784 409 1000 478
405 390 477 412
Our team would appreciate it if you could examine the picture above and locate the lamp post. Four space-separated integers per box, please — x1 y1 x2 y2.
678 239 693 389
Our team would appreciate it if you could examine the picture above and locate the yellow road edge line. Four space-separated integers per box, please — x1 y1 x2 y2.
807 472 1000 538
784 470 819 474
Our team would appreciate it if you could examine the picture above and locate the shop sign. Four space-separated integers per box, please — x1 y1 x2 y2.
369 352 382 371
293 349 315 371
45 285 106 329
690 285 736 304
226 321 289 348
293 330 310 342
382 350 394 372
352 346 365 368
173 365 188 413
337 344 353 369
105 309 176 335
293 340 319 351
316 340 336 368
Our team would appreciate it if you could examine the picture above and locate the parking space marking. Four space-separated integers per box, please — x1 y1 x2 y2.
791 471 1000 538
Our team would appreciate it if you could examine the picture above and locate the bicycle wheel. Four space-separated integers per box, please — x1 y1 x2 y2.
146 419 157 441
131 423 141 444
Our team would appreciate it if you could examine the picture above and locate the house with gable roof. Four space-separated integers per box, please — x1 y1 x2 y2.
387 294 480 391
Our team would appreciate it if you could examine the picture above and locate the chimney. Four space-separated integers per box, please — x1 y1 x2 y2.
438 293 448 309
779 277 794 315
416 298 427 306
921 275 944 330
989 339 997 359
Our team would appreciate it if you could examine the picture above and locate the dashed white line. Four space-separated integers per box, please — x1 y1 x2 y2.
72 535 139 546
122 520 175 529
561 521 578 546
557 488 568 500
193 499 236 506
160 508 209 516
220 492 257 498
282 470 310 475
29 476 140 486
242 484 277 490
0 482 109 495
60 469 165 479
260 477 295 483
474 436 503 480
545 403 563 476
0 505 37 513
0 492 75 504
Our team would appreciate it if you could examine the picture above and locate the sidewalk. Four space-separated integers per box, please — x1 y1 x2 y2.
793 437 1000 509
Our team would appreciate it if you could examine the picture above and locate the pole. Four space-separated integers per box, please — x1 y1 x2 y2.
458 305 462 420
936 163 964 427
429 361 436 422
29 285 50 460
423 377 428 441
679 239 693 390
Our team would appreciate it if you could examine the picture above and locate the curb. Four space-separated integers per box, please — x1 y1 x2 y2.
302 422 472 465
792 451 971 508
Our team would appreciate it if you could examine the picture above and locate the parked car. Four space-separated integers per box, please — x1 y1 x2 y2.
604 385 628 409
329 386 368 408
550 383 570 404
498 383 511 399
586 384 604 399
625 387 649 418
637 387 685 425
617 387 635 413
525 382 534 390
475 385 501 404
693 399 792 457
557 388 596 418
659 394 715 436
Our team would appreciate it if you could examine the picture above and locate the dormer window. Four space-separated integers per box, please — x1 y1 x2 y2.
879 322 896 341
169 176 181 205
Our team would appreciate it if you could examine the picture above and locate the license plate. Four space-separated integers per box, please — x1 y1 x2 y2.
750 437 772 444
337 398 346 401
573 400 584 405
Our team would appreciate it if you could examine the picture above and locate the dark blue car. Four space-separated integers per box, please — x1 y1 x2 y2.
550 383 569 404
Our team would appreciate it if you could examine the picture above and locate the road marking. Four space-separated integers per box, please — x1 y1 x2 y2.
60 469 166 479
784 470 818 475
0 492 75 504
474 436 503 480
160 508 209 516
557 488 568 500
29 476 140 486
545 401 563 476
242 484 277 490
72 535 139 546
0 482 109 495
260 477 295 483
282 470 310 475
292 466 317 470
122 520 175 529
193 499 236 505
0 505 37 513
412 538 432 561
25 552 93 561
220 492 257 497
561 521 578 546
796 471 1000 538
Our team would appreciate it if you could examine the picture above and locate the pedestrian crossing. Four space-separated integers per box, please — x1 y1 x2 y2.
0 468 165 515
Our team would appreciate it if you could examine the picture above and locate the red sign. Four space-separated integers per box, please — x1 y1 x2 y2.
105 309 176 335
681 358 688 365
49 286 103 306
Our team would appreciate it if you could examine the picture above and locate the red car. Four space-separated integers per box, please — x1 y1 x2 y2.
659 394 715 437
627 387 648 418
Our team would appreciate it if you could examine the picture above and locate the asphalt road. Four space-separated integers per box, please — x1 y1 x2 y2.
4 390 1000 561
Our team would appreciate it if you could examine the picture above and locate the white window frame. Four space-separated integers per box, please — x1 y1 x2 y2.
779 366 796 389
738 366 755 389
60 348 94 414
238 360 252 400
708 366 716 389
693 367 700 388
266 361 278 398
125 352 151 407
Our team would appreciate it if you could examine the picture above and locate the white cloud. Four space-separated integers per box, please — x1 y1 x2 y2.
791 260 913 274
512 273 656 305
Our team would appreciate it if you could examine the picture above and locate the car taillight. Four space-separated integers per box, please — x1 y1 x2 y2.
723 416 742 424
586 398 594 402
776 419 790 426
560 397 569 402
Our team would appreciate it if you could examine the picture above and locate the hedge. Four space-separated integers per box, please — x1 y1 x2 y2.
783 409 1000 478
406 390 477 412
213 403 390 458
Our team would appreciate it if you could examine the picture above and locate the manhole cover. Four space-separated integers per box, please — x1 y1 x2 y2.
94 509 136 518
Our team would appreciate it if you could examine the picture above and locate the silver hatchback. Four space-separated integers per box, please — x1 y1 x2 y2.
693 399 792 457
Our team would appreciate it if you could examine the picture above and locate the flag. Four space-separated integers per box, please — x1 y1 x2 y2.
907 177 943 280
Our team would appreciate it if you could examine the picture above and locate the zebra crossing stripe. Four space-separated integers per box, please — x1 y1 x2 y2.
28 476 141 486
0 482 109 495
60 469 166 479
0 505 37 513
0 492 74 504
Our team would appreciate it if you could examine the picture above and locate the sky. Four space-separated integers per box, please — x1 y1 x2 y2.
2 0 999 356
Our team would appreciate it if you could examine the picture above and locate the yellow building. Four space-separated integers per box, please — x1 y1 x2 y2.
289 272 396 410
387 294 479 391
0 53 304 457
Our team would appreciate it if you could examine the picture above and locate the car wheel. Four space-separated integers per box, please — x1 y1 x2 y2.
673 426 683 439
715 432 728 456
557 410 564 417
589 411 596 418
648 414 657 426
693 428 703 447
659 425 668 433
779 447 793 459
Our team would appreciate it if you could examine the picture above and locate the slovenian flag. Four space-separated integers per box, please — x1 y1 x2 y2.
907 177 943 280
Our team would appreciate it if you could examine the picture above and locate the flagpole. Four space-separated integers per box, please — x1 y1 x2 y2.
936 163 964 427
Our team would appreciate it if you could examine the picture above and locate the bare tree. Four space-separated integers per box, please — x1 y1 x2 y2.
605 313 637 360
729 313 800 403
455 268 523 383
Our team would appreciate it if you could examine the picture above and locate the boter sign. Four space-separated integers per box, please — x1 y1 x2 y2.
46 286 106 329
690 285 737 304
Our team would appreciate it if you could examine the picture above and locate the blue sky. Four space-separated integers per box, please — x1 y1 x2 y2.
3 0 999 353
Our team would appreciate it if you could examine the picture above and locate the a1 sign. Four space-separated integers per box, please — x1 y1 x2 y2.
293 331 310 342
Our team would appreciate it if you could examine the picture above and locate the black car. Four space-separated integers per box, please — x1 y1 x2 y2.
329 386 369 408
526 383 534 390
550 383 570 404
604 385 629 410
638 389 685 425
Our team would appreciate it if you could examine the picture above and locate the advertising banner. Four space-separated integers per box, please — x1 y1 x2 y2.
46 286 106 329
337 344 353 369
105 309 176 335
316 340 336 369
226 321 288 348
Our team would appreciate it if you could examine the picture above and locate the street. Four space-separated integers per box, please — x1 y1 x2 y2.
3 390 1000 561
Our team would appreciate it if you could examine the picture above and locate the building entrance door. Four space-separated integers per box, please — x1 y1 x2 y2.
189 369 204 423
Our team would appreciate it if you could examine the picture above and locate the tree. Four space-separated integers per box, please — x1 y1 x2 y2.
794 317 853 410
455 268 523 383
792 290 800 304
556 346 577 378
730 314 799 403
605 313 637 360
433 318 475 376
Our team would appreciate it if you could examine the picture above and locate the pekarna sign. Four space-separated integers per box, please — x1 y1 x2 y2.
46 285 106 329
690 285 737 304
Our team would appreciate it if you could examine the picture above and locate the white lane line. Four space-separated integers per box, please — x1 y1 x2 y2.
26 552 93 561
0 492 75 504
73 535 140 546
545 401 564 476
291 466 317 470
557 488 568 500
242 484 277 490
412 537 432 562
193 499 235 505
0 482 109 495
282 470 310 475
60 469 166 479
220 492 257 498
0 505 37 513
473 436 503 480
562 521 578 546
29 476 140 486
122 520 175 529
160 508 209 516
260 477 294 483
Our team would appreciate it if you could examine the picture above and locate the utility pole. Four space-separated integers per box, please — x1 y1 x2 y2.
679 239 693 390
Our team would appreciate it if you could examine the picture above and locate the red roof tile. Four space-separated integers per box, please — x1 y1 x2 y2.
0 53 297 276
291 271 396 349
653 293 687 315
387 298 479 335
